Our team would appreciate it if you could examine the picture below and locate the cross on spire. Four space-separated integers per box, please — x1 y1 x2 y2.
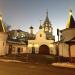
39 20 42 29
69 9 72 16
46 9 48 17
66 9 75 28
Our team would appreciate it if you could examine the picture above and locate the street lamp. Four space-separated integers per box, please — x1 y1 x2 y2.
57 28 60 62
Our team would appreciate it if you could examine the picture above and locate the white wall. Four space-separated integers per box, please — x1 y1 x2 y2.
59 43 69 57
28 29 56 54
6 43 27 54
0 32 7 55
70 45 75 57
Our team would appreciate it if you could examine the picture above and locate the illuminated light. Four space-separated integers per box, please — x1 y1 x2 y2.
34 44 39 47
49 44 53 47
0 15 2 20
21 35 24 37
28 44 32 47
0 15 5 32
66 9 72 28
2 23 5 32
66 17 70 28
69 9 72 16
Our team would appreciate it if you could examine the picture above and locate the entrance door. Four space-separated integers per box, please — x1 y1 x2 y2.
39 44 49 55
17 48 20 54
32 47 35 54
8 45 12 54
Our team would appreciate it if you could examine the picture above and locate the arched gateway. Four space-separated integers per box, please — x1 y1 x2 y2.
39 45 50 55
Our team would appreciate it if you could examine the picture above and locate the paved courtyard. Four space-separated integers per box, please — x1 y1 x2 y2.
0 62 75 75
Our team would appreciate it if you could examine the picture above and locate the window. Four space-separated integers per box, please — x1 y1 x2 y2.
40 34 42 37
17 48 20 54
32 47 35 54
17 47 23 54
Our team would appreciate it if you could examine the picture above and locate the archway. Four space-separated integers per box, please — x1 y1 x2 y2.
39 44 49 55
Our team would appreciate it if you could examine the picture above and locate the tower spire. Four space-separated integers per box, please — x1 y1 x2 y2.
66 9 75 28
42 10 52 33
69 9 72 16
39 20 42 29
46 9 48 17
43 9 50 25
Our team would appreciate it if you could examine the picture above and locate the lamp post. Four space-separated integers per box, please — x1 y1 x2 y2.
57 28 60 62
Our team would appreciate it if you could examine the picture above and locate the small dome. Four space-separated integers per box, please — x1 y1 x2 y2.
29 26 33 29
39 25 42 29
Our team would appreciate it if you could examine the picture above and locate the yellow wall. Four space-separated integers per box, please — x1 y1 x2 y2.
59 43 69 57
6 43 27 54
28 29 56 55
0 32 7 55
70 45 75 57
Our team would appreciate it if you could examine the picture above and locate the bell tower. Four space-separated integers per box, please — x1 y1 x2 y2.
43 10 53 34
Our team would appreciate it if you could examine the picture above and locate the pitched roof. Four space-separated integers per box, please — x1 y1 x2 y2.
43 11 52 26
66 10 75 28
65 37 75 43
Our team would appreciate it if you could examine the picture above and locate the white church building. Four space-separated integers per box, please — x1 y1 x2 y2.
28 11 56 55
0 11 56 55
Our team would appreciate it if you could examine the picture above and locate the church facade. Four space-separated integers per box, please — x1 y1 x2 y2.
0 10 75 62
28 11 56 55
0 11 56 55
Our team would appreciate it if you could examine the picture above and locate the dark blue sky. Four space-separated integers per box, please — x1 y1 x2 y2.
0 0 75 40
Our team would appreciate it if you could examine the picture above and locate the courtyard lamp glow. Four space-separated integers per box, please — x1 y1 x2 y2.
28 44 32 47
69 9 72 16
49 44 54 47
34 44 39 47
0 15 2 20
